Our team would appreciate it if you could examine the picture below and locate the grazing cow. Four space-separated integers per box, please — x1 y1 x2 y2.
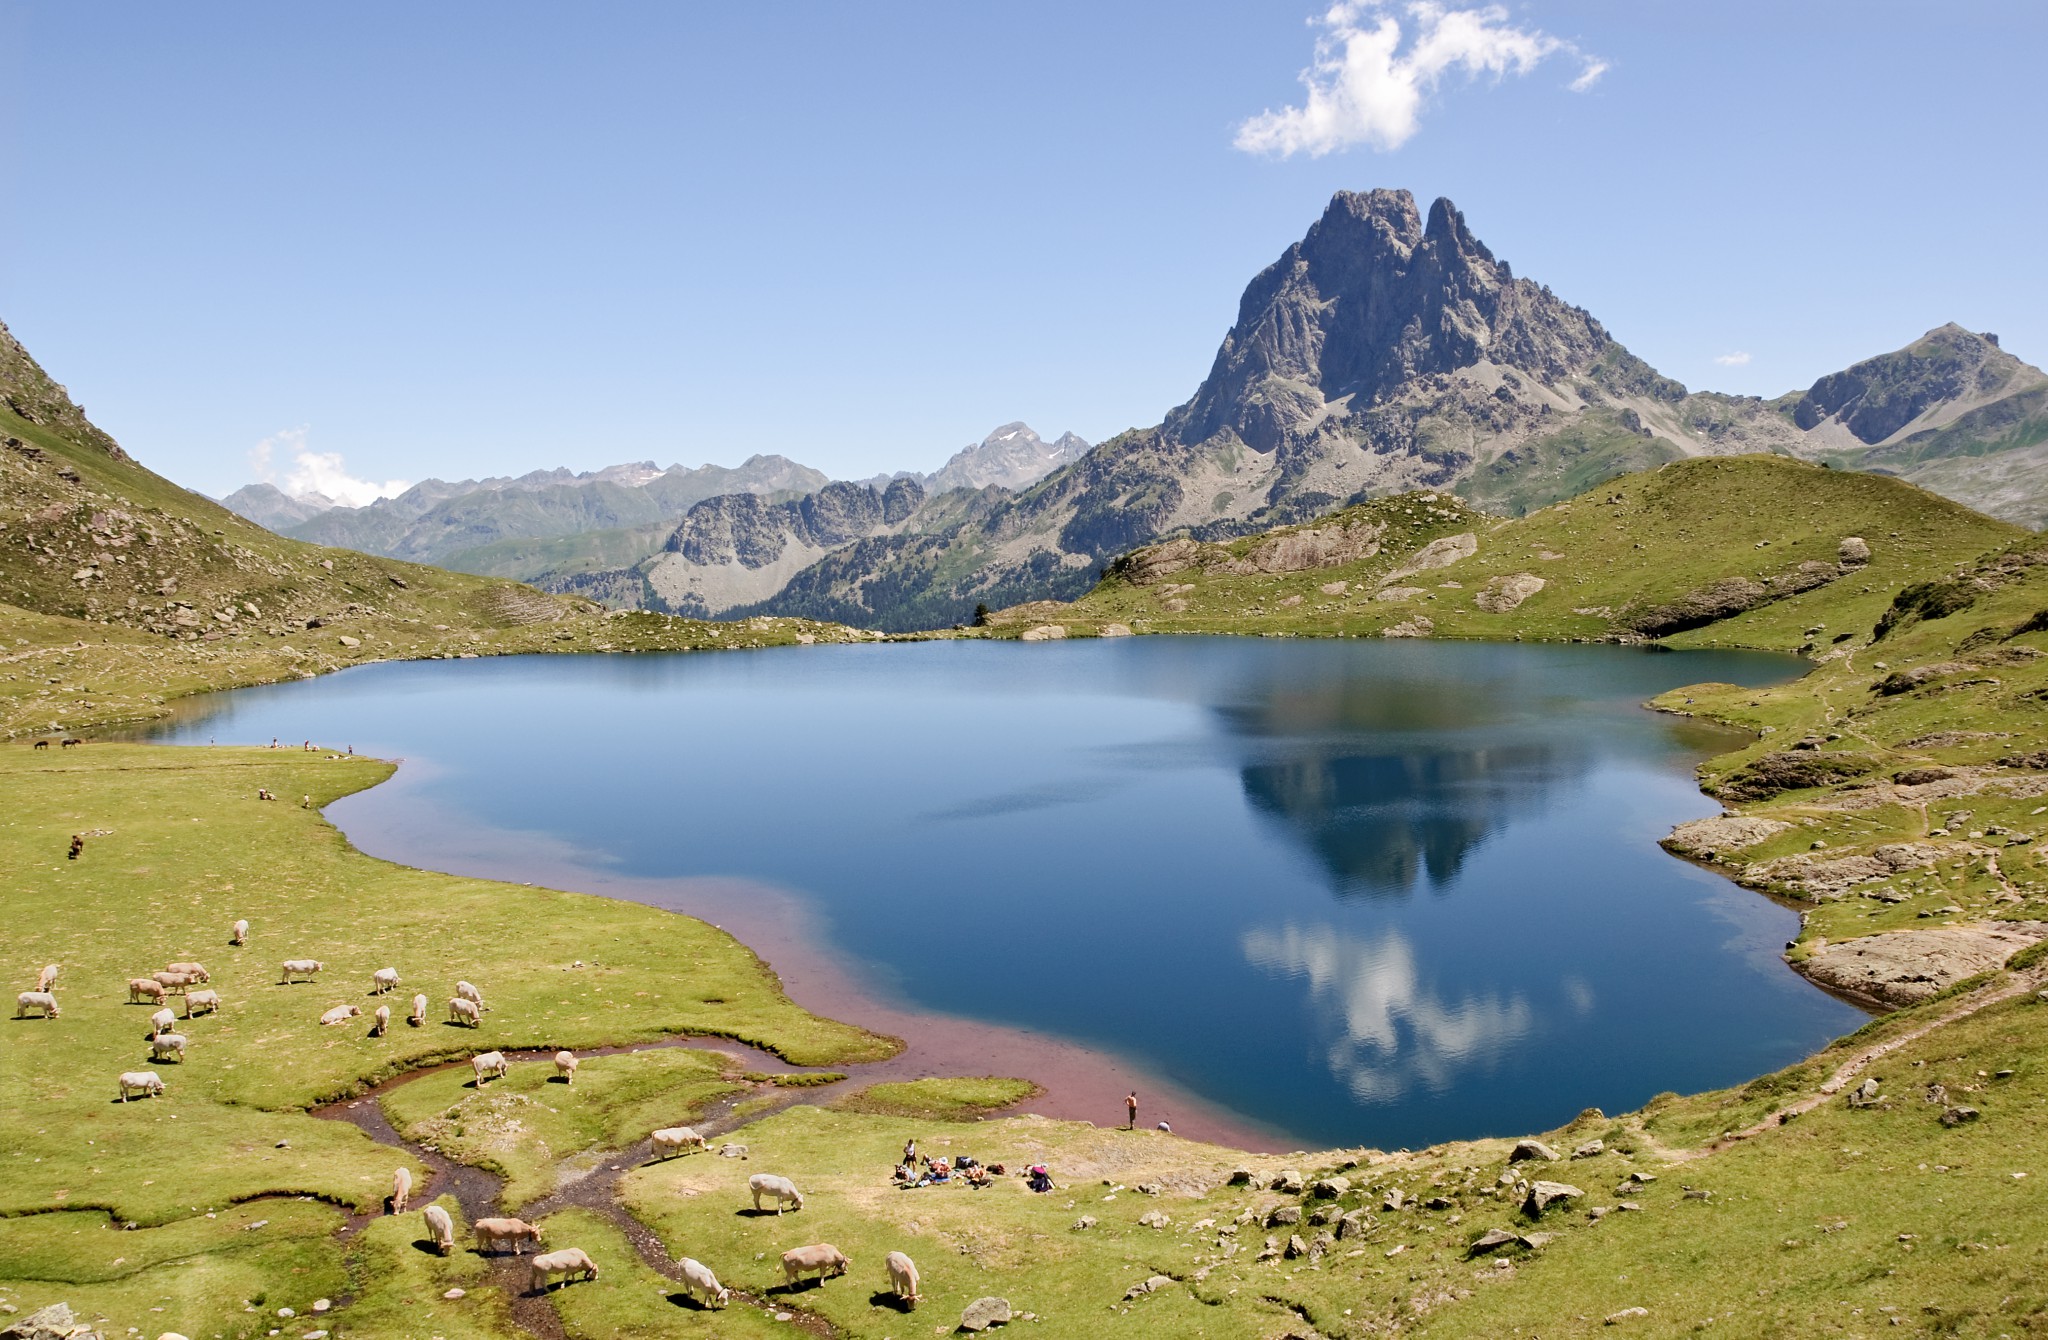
149 1032 188 1063
128 978 167 1005
116 1071 164 1101
280 959 323 984
148 1007 177 1037
184 989 221 1019
748 1173 804 1215
473 1217 542 1255
151 971 198 995
165 962 209 983
409 992 428 1026
371 967 400 994
447 997 480 1027
61 737 80 748
650 1126 705 1158
472 1051 508 1086
391 1167 412 1214
15 991 60 1019
885 1250 920 1308
319 1004 362 1026
455 980 485 1010
781 1243 849 1287
677 1256 730 1309
36 964 59 992
231 919 249 945
423 1203 455 1255
33 739 48 750
67 835 83 861
371 1004 391 1036
529 1247 598 1294
553 1050 579 1084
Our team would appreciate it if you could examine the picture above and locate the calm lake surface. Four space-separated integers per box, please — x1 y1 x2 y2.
150 638 1864 1149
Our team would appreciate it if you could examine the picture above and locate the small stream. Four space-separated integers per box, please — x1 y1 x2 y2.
313 1037 869 1338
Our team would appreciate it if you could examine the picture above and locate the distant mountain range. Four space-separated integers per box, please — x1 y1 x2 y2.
219 422 1091 591
223 188 2048 630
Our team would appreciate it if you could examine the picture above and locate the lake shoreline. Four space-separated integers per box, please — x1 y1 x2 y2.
322 758 1302 1153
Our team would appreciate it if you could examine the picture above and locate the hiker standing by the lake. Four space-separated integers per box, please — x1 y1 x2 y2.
1126 1091 1138 1129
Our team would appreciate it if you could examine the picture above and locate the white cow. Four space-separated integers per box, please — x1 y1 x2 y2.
149 1032 188 1063
371 1004 391 1036
748 1173 804 1214
677 1256 730 1309
149 1007 178 1037
472 1050 508 1085
280 959 323 984
448 996 481 1027
409 992 429 1026
231 918 249 945
528 1247 598 1293
371 967 400 994
184 989 221 1019
650 1126 706 1158
15 991 59 1019
886 1250 921 1307
35 964 59 992
423 1203 456 1255
117 1071 164 1101
128 978 166 1005
391 1167 412 1214
554 1050 579 1084
319 1004 362 1027
165 961 209 983
456 980 485 1010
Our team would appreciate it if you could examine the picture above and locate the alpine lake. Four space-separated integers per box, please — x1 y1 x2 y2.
147 636 1865 1151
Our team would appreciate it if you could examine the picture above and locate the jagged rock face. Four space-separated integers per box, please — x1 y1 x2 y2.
1793 324 2022 444
1167 190 1611 454
0 319 128 461
927 423 1090 494
669 478 926 569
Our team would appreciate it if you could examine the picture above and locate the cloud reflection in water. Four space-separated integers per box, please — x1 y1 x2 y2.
1242 923 1534 1104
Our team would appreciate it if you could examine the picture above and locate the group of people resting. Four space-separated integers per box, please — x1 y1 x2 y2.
890 1138 1055 1192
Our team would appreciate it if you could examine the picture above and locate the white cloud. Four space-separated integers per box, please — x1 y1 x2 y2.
248 427 410 507
1235 1 1608 157
1713 351 1753 367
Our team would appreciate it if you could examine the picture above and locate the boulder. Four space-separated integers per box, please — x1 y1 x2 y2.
1271 1169 1304 1193
1227 1168 1254 1185
1571 1140 1605 1160
1508 1140 1558 1163
1661 814 1790 857
1373 585 1427 602
1380 533 1477 585
1019 624 1067 642
1266 1205 1302 1227
0 1304 99 1340
1336 1208 1375 1239
1284 1233 1309 1259
1839 537 1871 565
1382 615 1435 639
960 1296 1012 1331
1310 1175 1351 1199
1124 1274 1176 1300
1098 623 1134 638
1138 1209 1171 1229
1605 1307 1650 1325
1940 1106 1981 1127
1320 581 1349 595
1466 1227 1521 1257
1070 1215 1097 1231
1475 573 1545 613
1524 1181 1584 1216
1382 1186 1406 1211
1798 922 2048 1007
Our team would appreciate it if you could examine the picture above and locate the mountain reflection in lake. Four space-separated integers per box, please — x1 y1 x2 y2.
148 637 1866 1149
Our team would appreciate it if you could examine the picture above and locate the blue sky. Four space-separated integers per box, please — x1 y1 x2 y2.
2 2 2043 501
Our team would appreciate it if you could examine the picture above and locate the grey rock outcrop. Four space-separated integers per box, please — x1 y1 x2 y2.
1799 922 2048 1007
960 1296 1012 1331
